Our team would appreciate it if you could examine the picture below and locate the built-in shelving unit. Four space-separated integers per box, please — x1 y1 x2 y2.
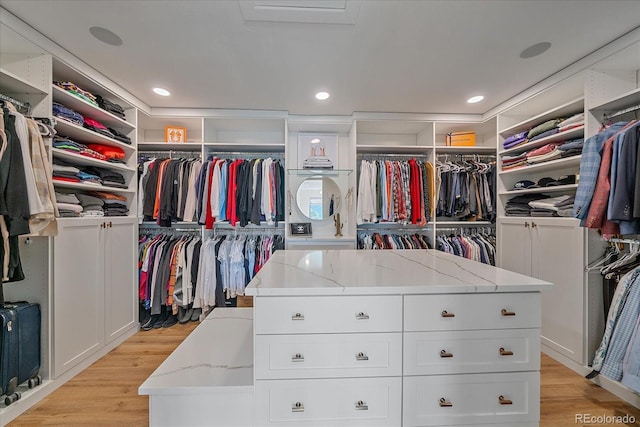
499 183 579 196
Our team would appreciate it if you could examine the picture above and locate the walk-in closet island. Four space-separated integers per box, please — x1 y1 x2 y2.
140 249 551 427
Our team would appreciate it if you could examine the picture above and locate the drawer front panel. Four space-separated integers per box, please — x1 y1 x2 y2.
404 293 540 331
255 377 402 426
255 295 402 334
404 329 540 375
256 333 402 379
403 372 540 426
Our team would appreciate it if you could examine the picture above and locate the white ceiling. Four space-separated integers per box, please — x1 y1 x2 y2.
1 0 639 116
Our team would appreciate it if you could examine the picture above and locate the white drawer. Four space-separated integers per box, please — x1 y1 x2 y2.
255 377 402 427
255 295 402 334
404 329 540 375
404 293 540 331
403 372 539 426
255 333 402 379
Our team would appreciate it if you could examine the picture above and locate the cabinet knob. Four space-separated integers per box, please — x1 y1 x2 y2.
355 312 370 320
531 222 537 228
291 353 304 362
355 352 369 361
440 350 454 358
524 222 530 228
100 222 105 228
441 310 455 318
499 395 513 405
292 401 304 412
291 312 304 321
108 221 113 228
501 309 516 317
439 398 453 407
355 400 368 411
499 347 514 356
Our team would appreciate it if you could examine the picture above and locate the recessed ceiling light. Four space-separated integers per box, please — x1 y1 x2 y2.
520 42 552 59
89 26 123 46
467 95 484 104
315 91 330 101
153 87 171 96
311 138 321 144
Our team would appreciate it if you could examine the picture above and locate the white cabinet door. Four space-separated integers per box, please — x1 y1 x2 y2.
497 218 532 276
53 219 104 377
532 218 585 364
104 220 137 344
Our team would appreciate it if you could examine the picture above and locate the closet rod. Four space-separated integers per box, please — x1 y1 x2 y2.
357 153 430 159
0 93 31 114
358 225 432 232
138 150 201 159
606 237 640 245
603 103 640 121
204 151 284 159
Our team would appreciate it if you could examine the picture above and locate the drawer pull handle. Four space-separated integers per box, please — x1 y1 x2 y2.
355 400 368 410
441 310 455 318
292 402 304 412
440 350 454 358
499 395 513 405
292 353 304 362
501 309 516 316
356 312 370 320
291 313 305 321
439 398 453 407
499 347 514 356
356 352 369 361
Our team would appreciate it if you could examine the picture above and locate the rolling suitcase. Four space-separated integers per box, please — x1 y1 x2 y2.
0 302 41 405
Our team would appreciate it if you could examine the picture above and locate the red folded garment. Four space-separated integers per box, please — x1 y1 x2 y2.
87 143 125 160
83 116 109 130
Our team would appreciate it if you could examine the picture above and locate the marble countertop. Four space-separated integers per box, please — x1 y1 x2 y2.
245 249 552 296
138 308 253 396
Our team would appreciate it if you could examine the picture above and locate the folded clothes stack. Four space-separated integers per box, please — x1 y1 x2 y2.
55 191 83 217
558 138 584 158
76 170 102 185
528 127 559 142
83 117 115 139
107 127 132 144
505 193 550 216
527 118 564 140
52 160 81 183
502 131 529 149
53 136 108 160
89 191 129 217
83 166 126 188
502 153 528 170
52 102 84 126
87 143 125 161
526 143 562 164
529 194 575 217
95 95 126 120
76 193 105 217
557 113 584 132
54 81 99 107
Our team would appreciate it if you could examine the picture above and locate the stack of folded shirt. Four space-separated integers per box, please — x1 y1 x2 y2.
502 131 529 150
95 95 126 121
87 143 125 161
526 143 562 164
557 113 584 132
55 191 83 217
558 138 584 158
76 193 105 217
527 118 564 140
54 81 99 107
83 166 126 188
76 170 102 185
528 127 559 142
505 194 550 216
53 136 108 160
89 191 129 217
52 159 81 183
83 117 115 139
502 152 528 170
529 194 575 217
52 102 84 126
107 127 131 144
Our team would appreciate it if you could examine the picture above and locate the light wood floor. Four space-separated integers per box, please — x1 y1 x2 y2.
8 321 640 427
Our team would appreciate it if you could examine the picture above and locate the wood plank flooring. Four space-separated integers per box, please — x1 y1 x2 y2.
8 321 640 426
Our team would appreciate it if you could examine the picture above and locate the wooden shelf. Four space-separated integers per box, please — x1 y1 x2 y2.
500 97 584 136
0 68 48 94
52 180 134 194
55 119 135 153
500 126 584 156
499 184 578 196
52 85 134 130
52 148 134 173
500 156 582 176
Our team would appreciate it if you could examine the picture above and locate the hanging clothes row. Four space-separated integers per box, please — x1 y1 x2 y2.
435 157 496 222
588 251 640 394
435 228 496 265
573 120 640 237
356 158 434 226
196 156 285 229
139 156 202 226
138 229 284 329
0 102 58 285
357 231 431 250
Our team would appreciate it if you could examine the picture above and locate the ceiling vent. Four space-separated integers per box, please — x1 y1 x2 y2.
238 0 360 24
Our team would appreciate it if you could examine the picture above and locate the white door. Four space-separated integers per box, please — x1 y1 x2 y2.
53 218 104 377
532 218 585 364
497 218 532 276
103 219 137 344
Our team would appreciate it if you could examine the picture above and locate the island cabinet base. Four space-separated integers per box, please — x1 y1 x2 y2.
246 250 550 427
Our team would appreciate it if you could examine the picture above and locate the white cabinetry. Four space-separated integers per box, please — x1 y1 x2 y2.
53 218 136 377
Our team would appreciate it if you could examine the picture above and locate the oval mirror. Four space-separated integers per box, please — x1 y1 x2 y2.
296 177 341 220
